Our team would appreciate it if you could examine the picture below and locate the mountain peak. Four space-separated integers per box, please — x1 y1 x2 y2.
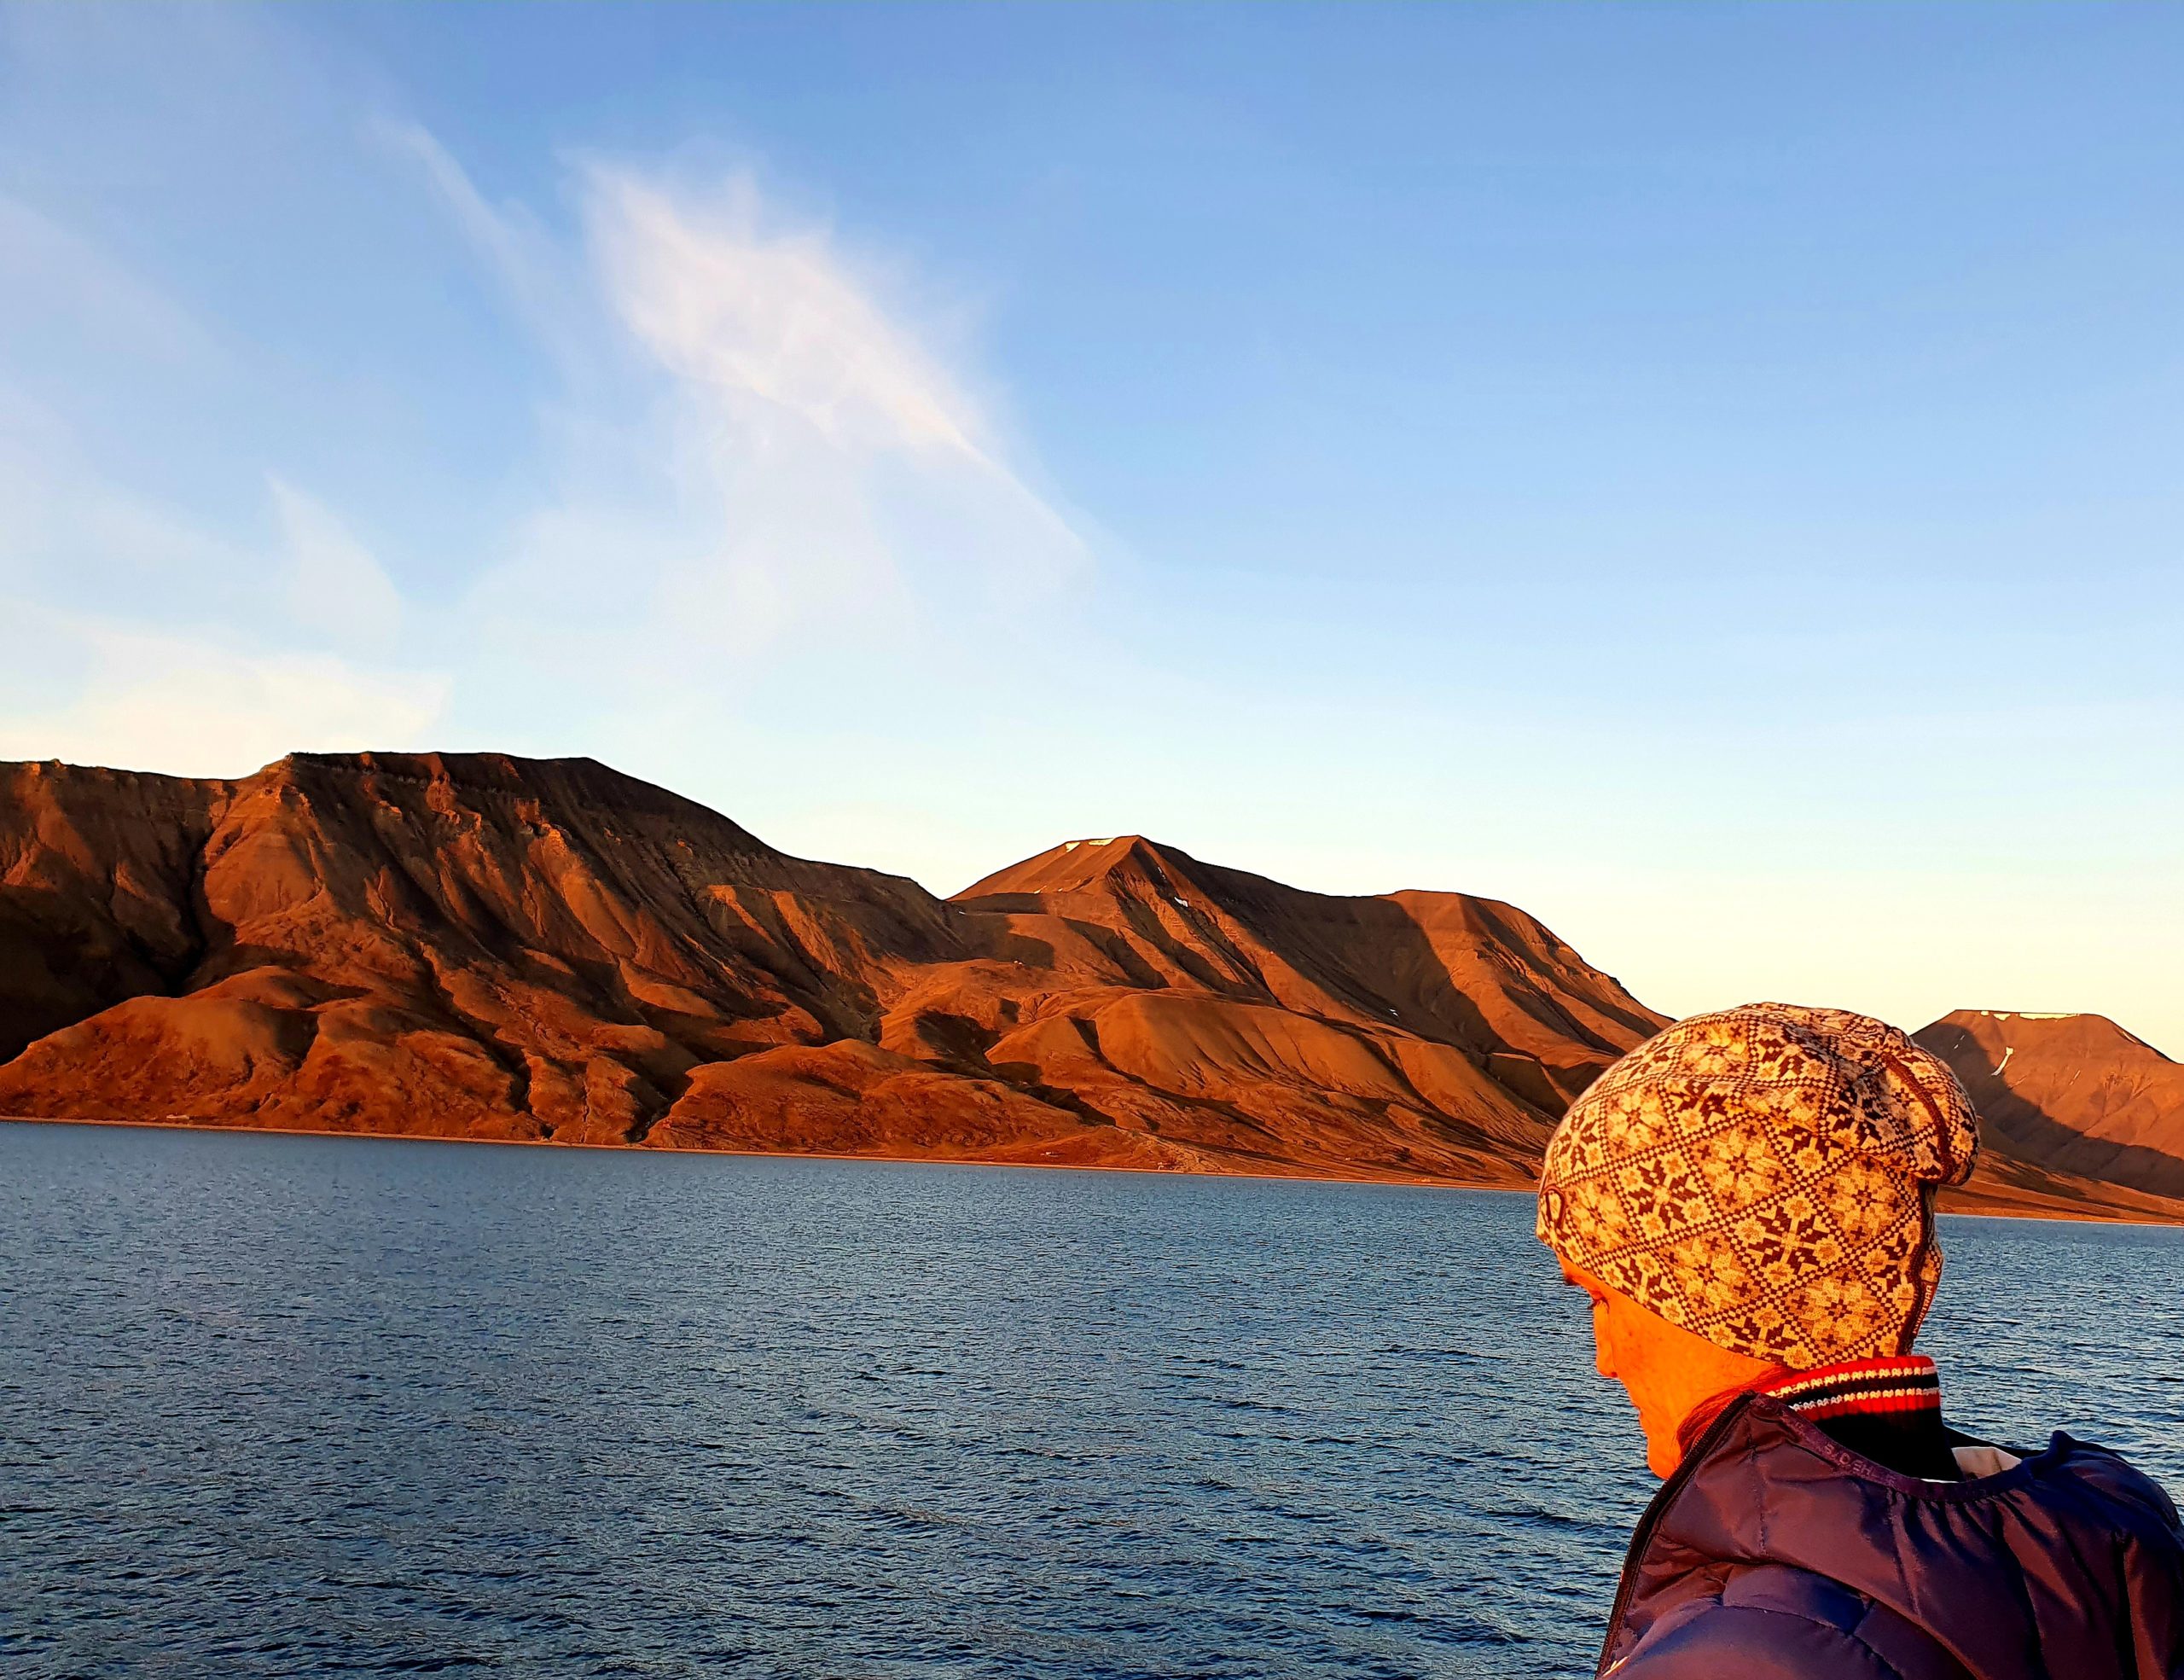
1928 1009 2169 1065
954 834 1178 898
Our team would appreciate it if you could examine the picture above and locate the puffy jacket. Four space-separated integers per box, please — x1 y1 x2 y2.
1600 1392 2184 1679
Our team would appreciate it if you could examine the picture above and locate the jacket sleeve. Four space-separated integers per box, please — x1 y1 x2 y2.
1612 1573 1974 1680
1615 1605 1912 1679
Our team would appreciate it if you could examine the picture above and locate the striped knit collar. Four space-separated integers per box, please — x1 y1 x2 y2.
1755 1355 1942 1421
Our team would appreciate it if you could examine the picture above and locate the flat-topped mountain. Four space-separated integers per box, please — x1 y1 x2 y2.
1914 1010 2184 1203
0 752 973 1146
2 753 2178 1221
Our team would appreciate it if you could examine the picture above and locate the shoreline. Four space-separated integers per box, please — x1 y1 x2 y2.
7 1112 2179 1229
0 1111 1536 1195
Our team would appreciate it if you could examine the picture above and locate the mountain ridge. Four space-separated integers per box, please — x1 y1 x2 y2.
2 752 2177 1221
0 752 1638 1178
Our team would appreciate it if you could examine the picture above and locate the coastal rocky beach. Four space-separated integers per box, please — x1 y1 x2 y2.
3 751 2178 1223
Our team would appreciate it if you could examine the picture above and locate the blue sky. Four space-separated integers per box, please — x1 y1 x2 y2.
2 3 2178 1051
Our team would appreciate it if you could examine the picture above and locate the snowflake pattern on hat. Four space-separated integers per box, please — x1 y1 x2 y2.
1536 1003 1979 1369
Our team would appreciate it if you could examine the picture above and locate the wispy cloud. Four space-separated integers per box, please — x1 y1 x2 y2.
0 387 246 591
0 607 446 776
369 120 577 354
390 133 1089 655
4 106 1093 780
0 420 441 772
270 475 404 652
0 194 222 368
590 171 989 461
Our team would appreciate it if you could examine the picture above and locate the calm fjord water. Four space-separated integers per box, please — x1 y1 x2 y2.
3 1124 2180 1680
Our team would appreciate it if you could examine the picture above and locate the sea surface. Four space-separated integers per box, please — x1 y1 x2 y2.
3 1123 2180 1680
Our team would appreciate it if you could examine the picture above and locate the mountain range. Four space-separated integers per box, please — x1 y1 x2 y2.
3 751 2177 1222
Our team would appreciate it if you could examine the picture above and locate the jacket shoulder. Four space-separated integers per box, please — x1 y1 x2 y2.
2058 1438 2184 1536
1616 1564 1970 1680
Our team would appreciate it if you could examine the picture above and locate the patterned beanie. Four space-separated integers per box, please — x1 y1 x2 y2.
1536 1003 1979 1369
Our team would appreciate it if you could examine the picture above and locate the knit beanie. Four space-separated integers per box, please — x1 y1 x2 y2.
1536 1003 1979 1369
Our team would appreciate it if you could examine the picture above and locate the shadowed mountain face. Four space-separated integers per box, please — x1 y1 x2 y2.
1916 1010 2184 1203
0 753 1664 1183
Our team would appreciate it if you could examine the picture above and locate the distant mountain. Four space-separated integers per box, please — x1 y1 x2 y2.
1916 1010 2184 1203
0 753 1660 1184
0 753 979 1147
941 834 1666 1181
3 752 2177 1223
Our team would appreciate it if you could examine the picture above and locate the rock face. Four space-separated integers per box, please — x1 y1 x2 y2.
0 753 979 1146
1916 1010 2184 1202
4 752 2178 1220
0 753 1664 1183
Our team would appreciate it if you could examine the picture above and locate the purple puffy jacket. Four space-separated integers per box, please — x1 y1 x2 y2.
1600 1392 2184 1679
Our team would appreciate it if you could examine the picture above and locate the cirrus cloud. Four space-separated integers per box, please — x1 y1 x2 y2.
387 129 1090 661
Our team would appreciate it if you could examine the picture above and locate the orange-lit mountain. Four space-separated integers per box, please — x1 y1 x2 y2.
940 834 1665 1177
0 753 1662 1183
1916 1010 2184 1208
3 753 2180 1221
0 753 980 1146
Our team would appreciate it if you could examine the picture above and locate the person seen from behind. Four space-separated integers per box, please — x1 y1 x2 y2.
1536 1002 2184 1678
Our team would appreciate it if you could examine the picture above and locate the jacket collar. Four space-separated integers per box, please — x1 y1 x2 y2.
1754 1354 1942 1422
1598 1392 2078 1679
